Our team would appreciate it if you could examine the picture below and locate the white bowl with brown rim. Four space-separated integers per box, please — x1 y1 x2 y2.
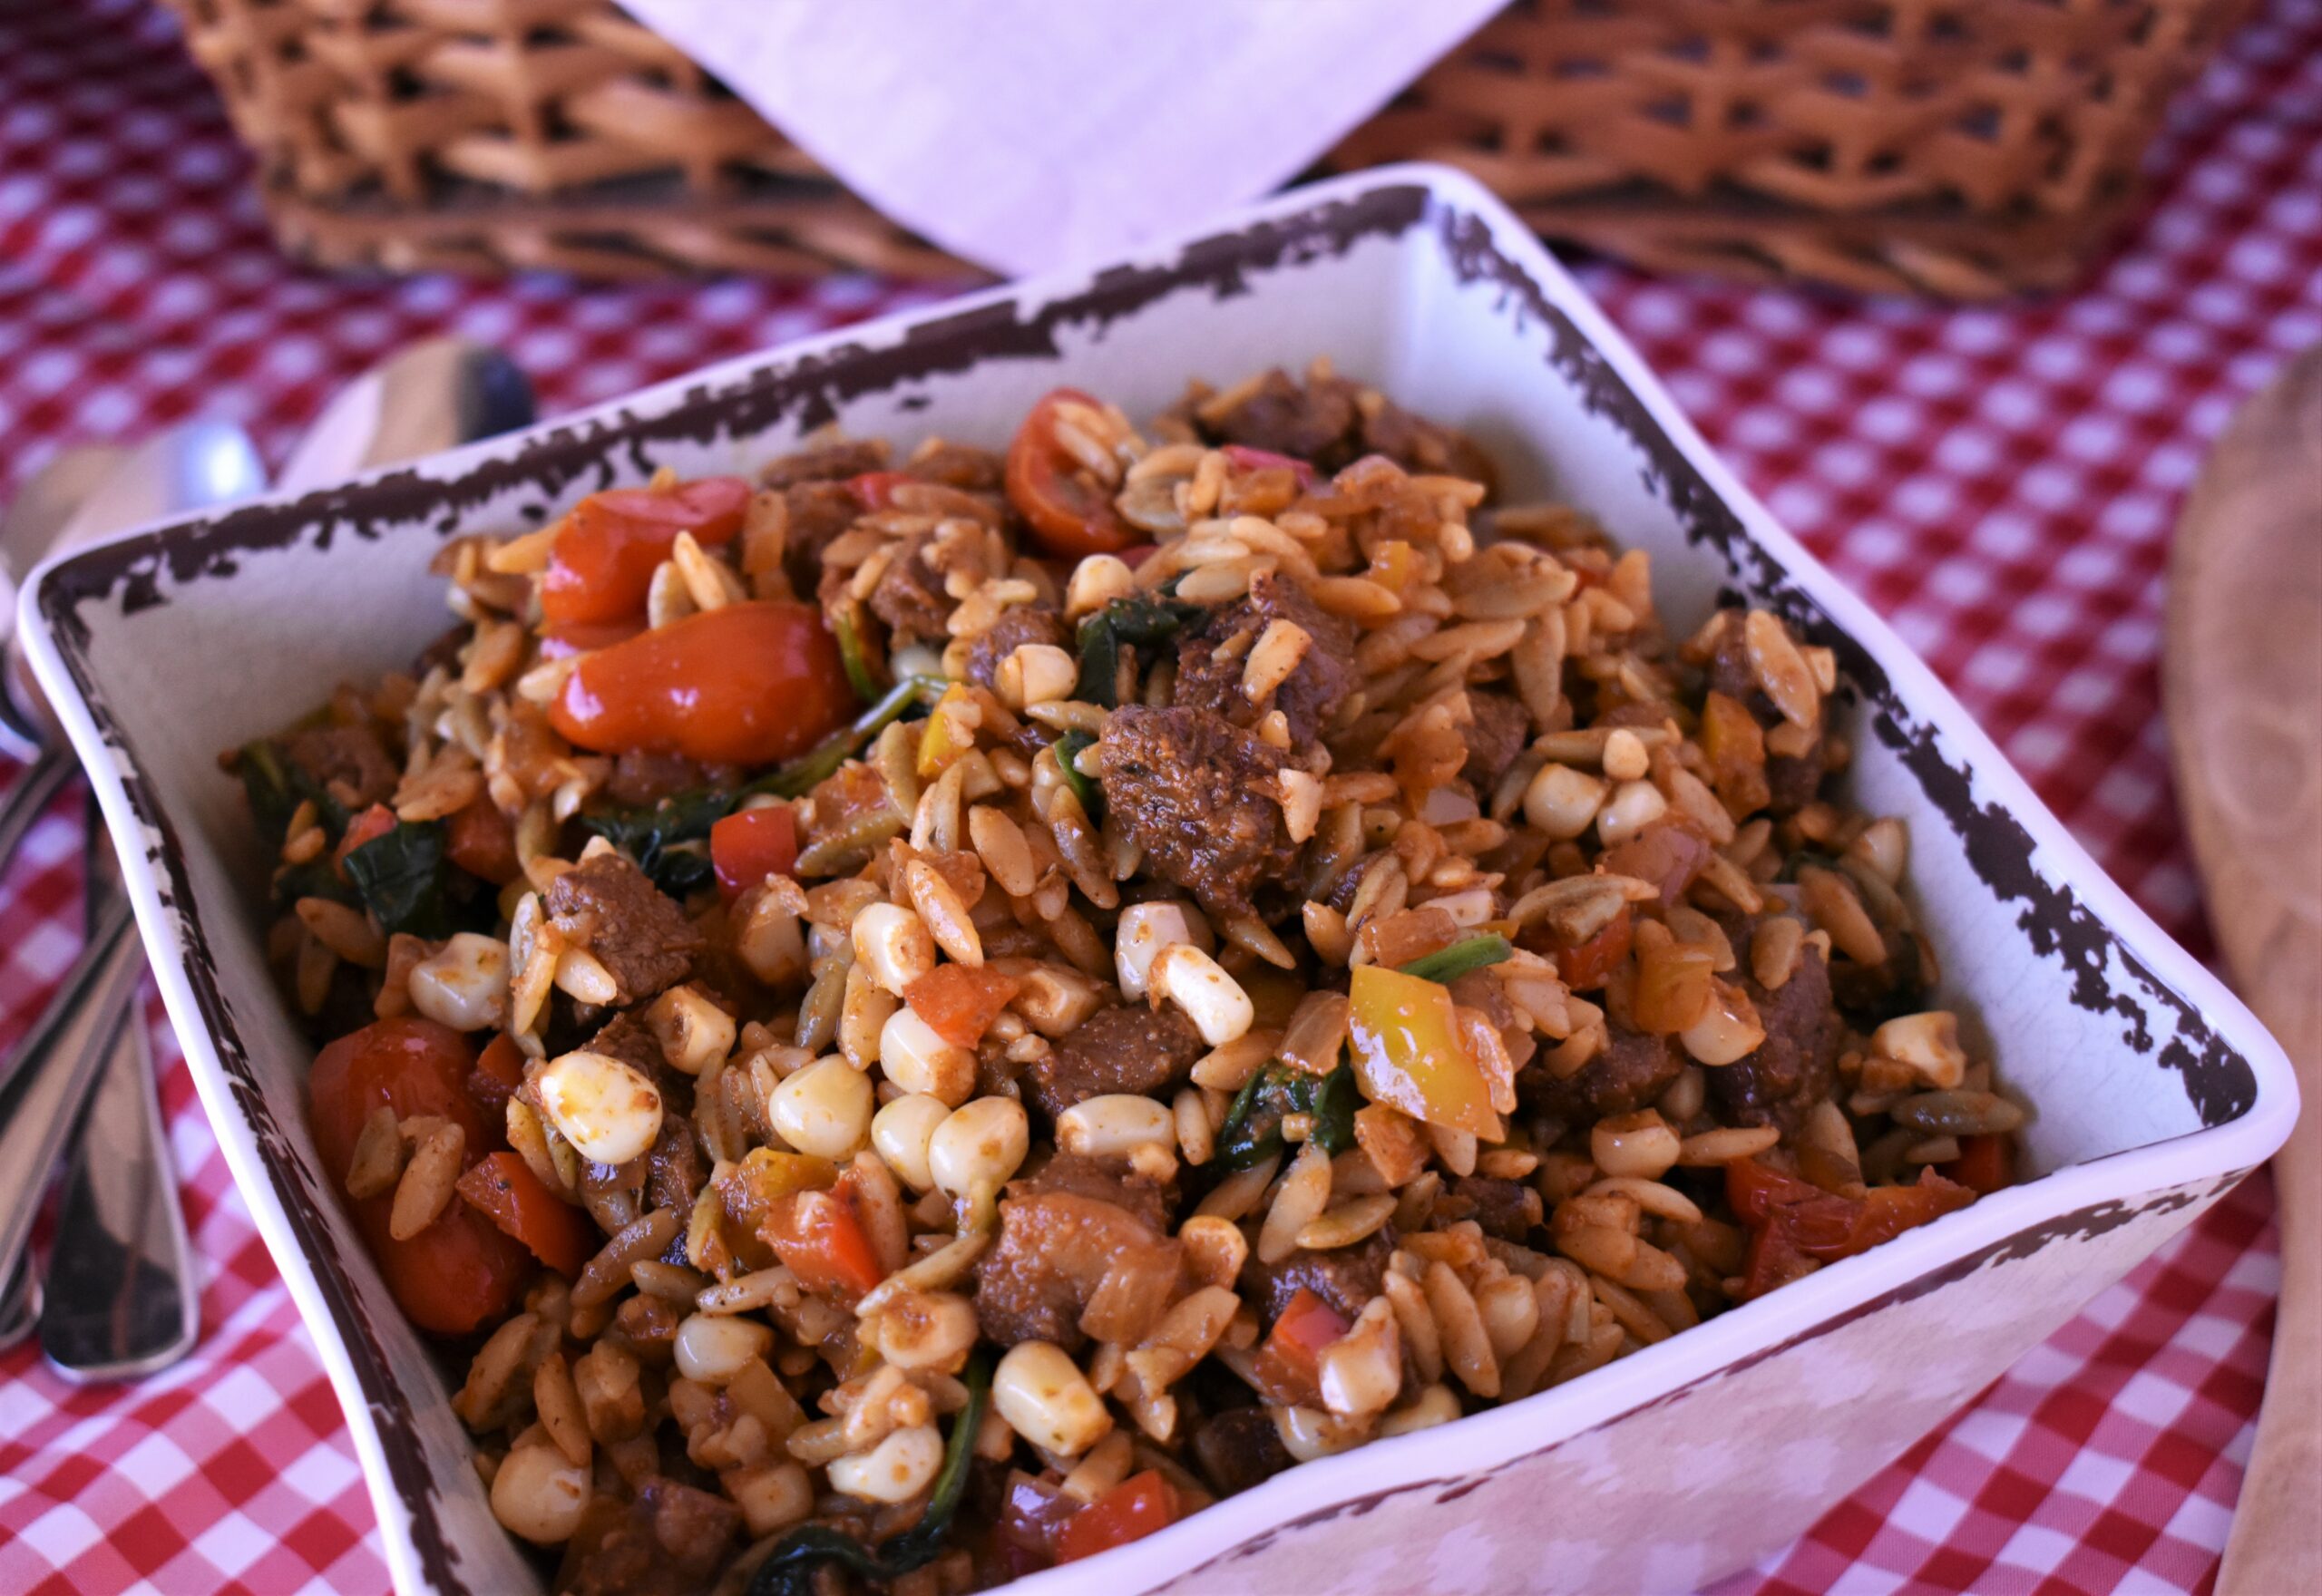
20 166 2297 1596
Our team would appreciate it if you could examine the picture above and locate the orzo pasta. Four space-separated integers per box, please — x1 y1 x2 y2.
233 362 2021 1594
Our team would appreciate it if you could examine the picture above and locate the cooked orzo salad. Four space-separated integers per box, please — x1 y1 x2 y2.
231 363 2024 1595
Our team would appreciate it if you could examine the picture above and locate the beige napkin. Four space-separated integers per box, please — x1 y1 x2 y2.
620 0 1505 275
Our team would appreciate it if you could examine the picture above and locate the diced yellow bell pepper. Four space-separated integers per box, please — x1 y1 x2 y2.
1347 964 1503 1140
916 683 977 778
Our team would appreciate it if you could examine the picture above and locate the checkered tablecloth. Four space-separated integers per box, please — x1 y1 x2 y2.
2 1 2315 1591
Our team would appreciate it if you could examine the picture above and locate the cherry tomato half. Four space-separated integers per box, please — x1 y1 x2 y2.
541 476 752 626
1005 388 1136 560
710 804 797 900
307 1017 532 1336
549 600 854 768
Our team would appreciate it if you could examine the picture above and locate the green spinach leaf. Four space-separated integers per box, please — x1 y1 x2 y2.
342 820 459 939
1073 593 1203 707
1400 932 1513 985
1217 1059 1359 1170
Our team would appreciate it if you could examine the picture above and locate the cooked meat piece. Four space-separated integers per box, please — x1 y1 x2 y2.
974 1168 1178 1351
1709 921 1839 1135
1764 740 1828 817
564 1476 741 1596
1207 369 1361 470
1703 609 1825 815
1023 1003 1206 1120
1830 927 1932 1026
1095 706 1299 917
1191 1405 1295 1497
964 605 1069 690
1520 1023 1683 1123
584 1011 667 1076
758 439 890 490
1239 1227 1394 1323
566 1015 701 1236
284 723 395 812
866 539 952 644
411 623 468 678
779 479 863 598
903 442 1004 493
610 1294 683 1365
1172 570 1359 744
1360 396 1499 491
545 855 704 1002
603 749 725 809
1436 1175 1542 1243
1009 1151 1176 1233
1460 691 1531 786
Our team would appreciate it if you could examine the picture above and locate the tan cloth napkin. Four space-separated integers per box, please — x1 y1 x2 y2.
620 0 1505 275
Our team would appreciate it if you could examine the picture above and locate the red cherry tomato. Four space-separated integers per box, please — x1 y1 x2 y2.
307 1017 532 1336
445 795 521 885
541 476 752 626
710 805 797 900
549 601 854 768
1005 388 1136 560
1056 1472 1182 1565
539 618 648 660
466 1032 527 1124
457 1152 595 1279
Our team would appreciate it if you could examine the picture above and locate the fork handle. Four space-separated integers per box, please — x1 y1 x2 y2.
0 747 73 872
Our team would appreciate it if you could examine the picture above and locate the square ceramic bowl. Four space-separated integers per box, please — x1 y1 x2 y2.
23 166 2296 1596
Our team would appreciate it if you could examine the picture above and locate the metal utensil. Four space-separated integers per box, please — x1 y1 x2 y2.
36 793 200 1379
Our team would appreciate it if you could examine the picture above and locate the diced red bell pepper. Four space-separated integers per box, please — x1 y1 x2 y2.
1250 1287 1348 1406
1731 1159 1976 1300
1724 1155 1824 1227
1542 906 1633 992
709 805 797 900
761 1187 885 1305
1055 1471 1182 1565
845 470 914 510
465 1032 527 1125
902 964 1023 1047
456 1151 594 1280
1941 1133 2014 1195
334 802 396 876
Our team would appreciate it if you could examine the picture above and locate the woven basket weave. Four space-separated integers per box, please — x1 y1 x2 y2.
164 0 2250 296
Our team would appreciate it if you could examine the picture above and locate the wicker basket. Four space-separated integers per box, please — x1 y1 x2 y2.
164 0 2251 297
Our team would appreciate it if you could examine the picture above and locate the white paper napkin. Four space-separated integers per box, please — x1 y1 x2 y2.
620 0 1506 276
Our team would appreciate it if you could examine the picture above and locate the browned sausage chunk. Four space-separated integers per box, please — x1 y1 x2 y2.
974 1157 1179 1351
1173 571 1358 745
1519 1023 1683 1123
544 854 704 1003
964 605 1069 690
1708 921 1839 1135
1095 705 1299 918
1239 1226 1394 1324
1192 1405 1296 1496
1460 691 1532 787
1023 1003 1206 1120
565 1476 741 1596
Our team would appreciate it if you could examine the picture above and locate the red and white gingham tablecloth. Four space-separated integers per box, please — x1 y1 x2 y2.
2 2 2317 1591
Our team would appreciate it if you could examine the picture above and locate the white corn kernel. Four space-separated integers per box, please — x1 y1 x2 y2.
647 983 737 1076
1595 779 1669 846
1602 727 1651 782
1056 1095 1175 1161
406 933 509 1032
1065 554 1134 620
1149 943 1252 1046
828 1424 944 1504
536 1049 663 1165
992 1342 1112 1456
1524 763 1607 840
996 643 1078 710
853 903 936 996
673 1312 774 1384
879 1007 977 1106
489 1443 590 1544
769 1056 875 1160
1114 901 1207 1000
1319 1299 1402 1417
872 1095 951 1192
928 1096 1030 1199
